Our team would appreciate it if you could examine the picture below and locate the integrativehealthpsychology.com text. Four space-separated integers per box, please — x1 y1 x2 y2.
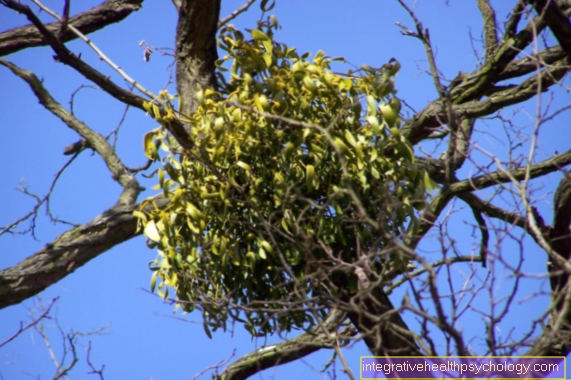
360 356 565 379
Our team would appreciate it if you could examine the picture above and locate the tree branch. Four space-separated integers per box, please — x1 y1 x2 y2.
0 196 170 310
403 59 570 145
548 172 571 303
400 0 571 149
0 296 59 348
458 192 528 231
449 3 558 104
216 309 354 380
528 0 571 59
0 58 141 205
477 0 498 59
2 0 195 152
0 0 144 57
1 0 149 109
218 0 256 29
342 284 423 356
498 46 567 81
31 0 155 99
450 149 571 195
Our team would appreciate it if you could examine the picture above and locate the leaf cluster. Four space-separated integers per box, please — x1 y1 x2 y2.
137 18 431 337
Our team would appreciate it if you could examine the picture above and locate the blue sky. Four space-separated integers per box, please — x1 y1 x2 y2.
1 0 570 379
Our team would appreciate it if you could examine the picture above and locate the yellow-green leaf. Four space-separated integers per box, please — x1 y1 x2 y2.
251 29 270 41
303 76 318 92
144 220 161 242
143 130 158 160
306 164 315 191
424 171 440 191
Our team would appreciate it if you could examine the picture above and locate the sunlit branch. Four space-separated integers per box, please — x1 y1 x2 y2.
402 59 569 145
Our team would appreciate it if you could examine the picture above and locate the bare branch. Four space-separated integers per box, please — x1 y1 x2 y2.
1 0 149 109
477 0 498 59
57 0 70 40
498 46 567 81
450 149 571 195
0 296 59 348
216 309 353 380
31 0 156 99
0 155 80 238
1 0 195 152
218 0 257 29
470 204 490 267
449 4 557 104
0 58 141 205
386 256 482 293
0 196 170 310
86 341 106 379
503 1 525 41
0 0 144 57
458 193 528 231
403 59 570 145
341 285 423 356
548 172 571 305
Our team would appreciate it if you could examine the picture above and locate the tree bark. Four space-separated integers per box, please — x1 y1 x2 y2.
175 0 220 117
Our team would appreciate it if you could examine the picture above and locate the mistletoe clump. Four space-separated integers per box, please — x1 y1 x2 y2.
136 17 432 337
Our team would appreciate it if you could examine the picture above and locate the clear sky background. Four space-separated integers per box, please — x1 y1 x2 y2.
1 0 570 379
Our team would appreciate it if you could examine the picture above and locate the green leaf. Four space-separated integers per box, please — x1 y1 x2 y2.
150 271 158 292
260 0 276 12
137 22 428 338
203 322 213 339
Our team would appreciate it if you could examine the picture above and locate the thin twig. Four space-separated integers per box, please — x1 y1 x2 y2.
218 0 257 29
0 297 59 348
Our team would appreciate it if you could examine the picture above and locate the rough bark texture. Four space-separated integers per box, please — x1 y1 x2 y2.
175 0 220 117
